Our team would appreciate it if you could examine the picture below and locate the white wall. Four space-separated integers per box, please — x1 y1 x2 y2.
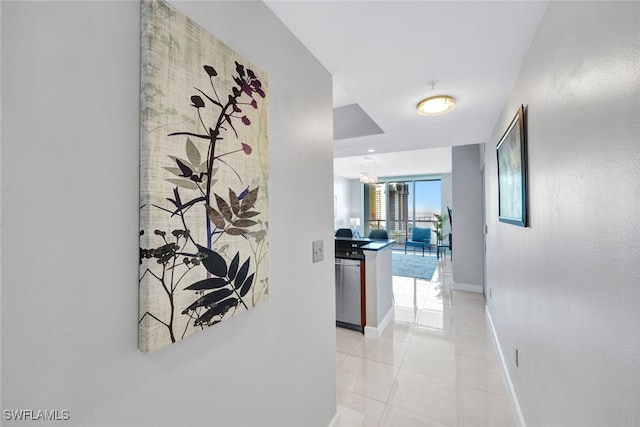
1 1 336 426
451 145 484 291
484 2 640 426
440 173 452 242
333 176 351 230
349 179 363 233
332 177 362 235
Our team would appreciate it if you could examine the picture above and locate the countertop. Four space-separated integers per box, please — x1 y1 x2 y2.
335 237 396 251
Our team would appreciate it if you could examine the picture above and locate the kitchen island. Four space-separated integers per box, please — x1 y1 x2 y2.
335 238 395 338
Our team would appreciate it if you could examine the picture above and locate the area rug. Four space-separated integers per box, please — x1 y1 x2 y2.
392 252 438 281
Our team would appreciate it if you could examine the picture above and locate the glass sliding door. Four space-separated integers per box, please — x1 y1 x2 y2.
362 178 442 247
413 179 442 245
363 183 386 237
388 181 411 244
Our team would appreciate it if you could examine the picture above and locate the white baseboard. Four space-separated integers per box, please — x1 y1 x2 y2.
485 306 526 427
327 410 340 427
452 281 483 293
364 306 394 339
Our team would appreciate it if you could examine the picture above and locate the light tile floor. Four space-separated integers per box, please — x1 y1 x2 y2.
336 258 514 427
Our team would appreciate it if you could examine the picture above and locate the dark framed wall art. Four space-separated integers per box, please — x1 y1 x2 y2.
496 105 528 227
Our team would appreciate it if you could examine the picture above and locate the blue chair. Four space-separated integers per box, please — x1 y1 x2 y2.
405 227 432 256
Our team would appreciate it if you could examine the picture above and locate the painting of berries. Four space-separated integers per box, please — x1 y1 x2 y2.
139 0 269 353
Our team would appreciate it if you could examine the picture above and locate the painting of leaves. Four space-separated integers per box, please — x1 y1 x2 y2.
139 0 268 353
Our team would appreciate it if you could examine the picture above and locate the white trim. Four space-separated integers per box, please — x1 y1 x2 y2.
452 281 483 293
363 326 377 338
364 306 394 339
486 306 526 427
327 410 340 427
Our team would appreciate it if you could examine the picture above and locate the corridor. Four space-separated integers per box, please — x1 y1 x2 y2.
336 260 513 426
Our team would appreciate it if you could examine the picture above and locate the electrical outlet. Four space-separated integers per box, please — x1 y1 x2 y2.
312 240 324 263
514 346 519 368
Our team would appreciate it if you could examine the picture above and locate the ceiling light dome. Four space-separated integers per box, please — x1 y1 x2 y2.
417 95 456 116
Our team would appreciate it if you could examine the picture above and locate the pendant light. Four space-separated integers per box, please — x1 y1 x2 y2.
359 158 377 184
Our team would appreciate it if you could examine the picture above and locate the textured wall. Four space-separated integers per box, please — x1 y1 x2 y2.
1 1 336 426
452 145 485 291
440 173 453 240
484 2 640 425
334 176 353 230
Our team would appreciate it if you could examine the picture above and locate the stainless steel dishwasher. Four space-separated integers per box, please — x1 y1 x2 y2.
335 258 363 332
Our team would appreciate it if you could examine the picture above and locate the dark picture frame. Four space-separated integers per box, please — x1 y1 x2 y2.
496 105 527 227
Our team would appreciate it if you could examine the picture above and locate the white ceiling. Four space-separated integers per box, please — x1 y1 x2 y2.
334 146 452 180
265 1 549 179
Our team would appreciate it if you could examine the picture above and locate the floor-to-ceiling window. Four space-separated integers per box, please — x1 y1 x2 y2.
388 181 410 241
363 178 442 246
363 183 386 236
413 179 442 243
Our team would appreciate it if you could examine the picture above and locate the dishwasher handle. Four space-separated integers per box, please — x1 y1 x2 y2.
335 258 361 267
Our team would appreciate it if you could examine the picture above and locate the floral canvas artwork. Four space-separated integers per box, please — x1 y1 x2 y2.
139 0 269 353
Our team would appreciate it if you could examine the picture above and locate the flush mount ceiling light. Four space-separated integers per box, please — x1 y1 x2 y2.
416 81 456 116
417 95 456 116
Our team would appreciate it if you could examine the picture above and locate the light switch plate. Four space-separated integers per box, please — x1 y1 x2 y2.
312 240 324 263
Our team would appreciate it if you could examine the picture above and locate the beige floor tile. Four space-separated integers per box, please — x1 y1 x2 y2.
409 328 457 354
380 405 453 427
380 321 415 343
458 355 506 396
388 369 459 426
393 306 420 324
453 330 499 362
394 296 433 310
336 387 386 427
337 327 365 354
351 337 409 367
337 354 399 404
401 343 458 383
461 386 515 427
393 281 431 301
452 315 490 337
337 350 349 368
416 307 448 331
